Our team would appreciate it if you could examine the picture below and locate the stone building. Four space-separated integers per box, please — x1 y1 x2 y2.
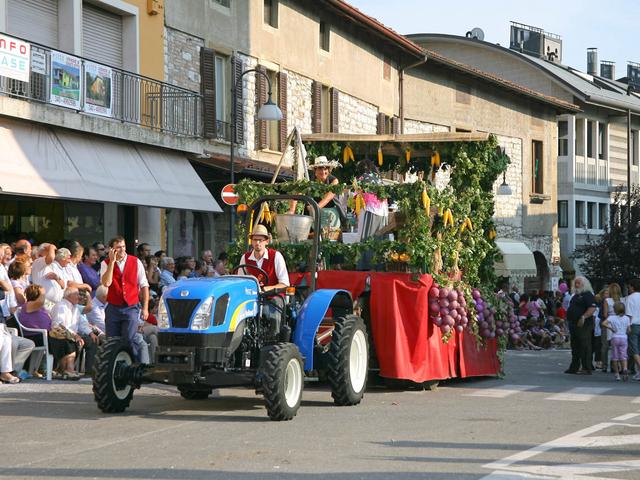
410 24 640 277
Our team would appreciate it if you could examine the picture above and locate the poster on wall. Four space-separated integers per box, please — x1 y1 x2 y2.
0 33 30 82
50 50 82 109
83 61 113 117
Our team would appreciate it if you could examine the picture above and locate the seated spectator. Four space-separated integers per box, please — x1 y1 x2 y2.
0 246 16 320
92 242 107 270
176 267 191 281
0 323 20 384
154 250 166 262
518 294 529 321
201 250 214 276
65 243 93 295
212 260 226 277
159 257 176 291
41 248 72 311
193 260 208 278
143 297 159 363
86 285 108 335
78 247 100 295
31 243 56 285
14 239 32 258
9 260 31 307
50 287 98 376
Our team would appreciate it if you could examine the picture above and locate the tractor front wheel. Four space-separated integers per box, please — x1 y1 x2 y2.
260 343 304 421
93 338 136 413
327 315 369 406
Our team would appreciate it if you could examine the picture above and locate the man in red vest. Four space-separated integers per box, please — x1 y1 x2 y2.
240 225 289 291
100 236 149 360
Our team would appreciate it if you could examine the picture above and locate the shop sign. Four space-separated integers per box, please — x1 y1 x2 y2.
0 33 30 82
50 50 82 110
30 50 47 75
83 61 113 117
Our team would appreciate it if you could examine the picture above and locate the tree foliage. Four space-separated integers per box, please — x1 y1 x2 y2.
574 186 640 288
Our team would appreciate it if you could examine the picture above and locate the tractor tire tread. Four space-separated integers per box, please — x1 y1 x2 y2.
327 315 368 406
260 343 303 421
92 338 134 413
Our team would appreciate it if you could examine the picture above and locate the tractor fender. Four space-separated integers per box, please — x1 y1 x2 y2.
292 289 352 371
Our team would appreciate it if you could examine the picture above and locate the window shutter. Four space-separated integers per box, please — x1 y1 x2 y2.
376 112 386 135
311 80 322 134
232 55 244 144
391 116 400 134
278 71 288 152
200 48 217 139
255 65 267 150
82 4 124 68
7 0 58 49
330 87 339 133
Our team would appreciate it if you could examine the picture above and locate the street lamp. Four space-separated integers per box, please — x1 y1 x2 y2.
497 171 513 196
229 68 283 243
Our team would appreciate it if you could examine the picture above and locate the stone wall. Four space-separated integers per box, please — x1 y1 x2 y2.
404 119 450 134
338 93 378 134
164 27 203 93
286 70 313 134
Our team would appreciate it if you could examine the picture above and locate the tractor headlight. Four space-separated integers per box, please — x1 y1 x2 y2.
191 296 214 331
157 298 169 329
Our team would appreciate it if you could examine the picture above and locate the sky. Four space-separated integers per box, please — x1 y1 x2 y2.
347 0 640 77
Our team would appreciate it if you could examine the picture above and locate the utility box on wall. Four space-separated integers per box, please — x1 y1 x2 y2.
147 0 162 15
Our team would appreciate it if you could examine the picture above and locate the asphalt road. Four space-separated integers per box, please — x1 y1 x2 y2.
2 349 640 480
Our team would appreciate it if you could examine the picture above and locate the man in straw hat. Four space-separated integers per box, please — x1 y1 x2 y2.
239 225 290 339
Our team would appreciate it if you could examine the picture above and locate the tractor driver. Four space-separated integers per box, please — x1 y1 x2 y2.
239 224 290 338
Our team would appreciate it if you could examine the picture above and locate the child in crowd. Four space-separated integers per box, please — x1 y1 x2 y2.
602 302 631 381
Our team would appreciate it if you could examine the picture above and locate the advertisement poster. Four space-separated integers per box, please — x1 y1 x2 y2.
84 61 113 117
0 33 30 82
50 50 81 109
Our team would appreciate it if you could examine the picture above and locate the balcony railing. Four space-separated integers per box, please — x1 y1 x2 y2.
0 41 202 137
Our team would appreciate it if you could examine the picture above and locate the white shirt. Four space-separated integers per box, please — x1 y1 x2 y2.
626 292 640 325
0 264 14 316
51 299 92 336
66 263 83 285
607 314 631 338
242 249 289 286
41 261 69 304
31 256 49 285
86 297 107 333
100 255 149 289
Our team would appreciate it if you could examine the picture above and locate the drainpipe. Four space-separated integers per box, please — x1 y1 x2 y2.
628 108 632 228
399 54 428 134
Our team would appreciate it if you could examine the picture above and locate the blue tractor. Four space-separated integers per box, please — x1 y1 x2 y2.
92 195 369 420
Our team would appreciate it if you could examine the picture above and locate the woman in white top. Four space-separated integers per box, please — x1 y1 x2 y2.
601 283 621 372
602 301 631 381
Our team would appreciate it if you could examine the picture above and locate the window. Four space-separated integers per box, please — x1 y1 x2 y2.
319 21 330 51
215 55 228 125
587 120 594 158
632 130 639 166
214 0 230 6
265 69 280 151
321 85 331 133
558 200 568 228
575 201 585 228
598 123 606 159
264 0 278 28
575 119 584 156
587 202 595 229
532 140 544 194
598 203 608 230
558 120 569 156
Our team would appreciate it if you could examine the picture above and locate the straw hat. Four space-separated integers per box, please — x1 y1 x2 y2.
308 155 341 170
249 224 270 240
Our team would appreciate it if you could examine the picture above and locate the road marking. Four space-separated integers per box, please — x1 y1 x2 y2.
613 413 640 421
465 385 538 398
545 387 610 402
482 419 640 479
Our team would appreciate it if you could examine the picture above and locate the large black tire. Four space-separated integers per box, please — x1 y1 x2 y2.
178 386 212 400
92 338 135 413
260 343 304 421
327 315 369 406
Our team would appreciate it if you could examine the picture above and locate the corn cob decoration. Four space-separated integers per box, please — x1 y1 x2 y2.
377 144 383 167
262 203 272 225
343 145 355 164
405 147 411 163
248 210 254 245
459 217 473 233
354 193 365 216
488 229 497 240
421 188 430 211
431 151 441 168
443 208 454 228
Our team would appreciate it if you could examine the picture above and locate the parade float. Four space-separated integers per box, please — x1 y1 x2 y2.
232 131 519 384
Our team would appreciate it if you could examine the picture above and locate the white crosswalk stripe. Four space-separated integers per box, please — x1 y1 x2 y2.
545 387 611 402
465 384 538 398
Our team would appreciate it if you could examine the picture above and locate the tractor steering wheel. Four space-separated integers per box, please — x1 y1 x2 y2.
231 264 271 288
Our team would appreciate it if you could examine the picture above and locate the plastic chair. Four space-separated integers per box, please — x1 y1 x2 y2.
13 310 54 381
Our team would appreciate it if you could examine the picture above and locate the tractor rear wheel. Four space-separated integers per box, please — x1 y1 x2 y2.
260 343 304 421
327 315 369 406
93 338 135 413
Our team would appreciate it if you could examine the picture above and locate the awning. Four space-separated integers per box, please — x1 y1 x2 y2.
494 239 537 277
0 118 221 212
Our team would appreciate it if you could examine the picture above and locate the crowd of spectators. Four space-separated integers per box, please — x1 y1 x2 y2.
0 239 228 384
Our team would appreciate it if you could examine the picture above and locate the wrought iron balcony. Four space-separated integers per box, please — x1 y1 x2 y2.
0 39 204 138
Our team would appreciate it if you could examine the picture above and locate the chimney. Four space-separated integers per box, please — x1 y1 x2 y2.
600 61 615 80
587 48 598 76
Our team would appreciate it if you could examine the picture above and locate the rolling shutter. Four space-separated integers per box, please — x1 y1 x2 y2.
82 4 123 69
231 55 244 144
330 87 339 133
7 0 59 48
278 71 288 152
255 65 267 150
391 116 400 134
376 112 386 135
200 48 217 139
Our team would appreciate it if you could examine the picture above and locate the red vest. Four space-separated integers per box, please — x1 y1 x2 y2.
243 248 278 287
105 255 140 306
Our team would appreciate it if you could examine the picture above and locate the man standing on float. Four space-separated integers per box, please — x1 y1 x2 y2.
100 236 149 361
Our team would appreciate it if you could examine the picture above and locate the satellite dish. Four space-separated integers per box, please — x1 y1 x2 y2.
471 27 485 41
